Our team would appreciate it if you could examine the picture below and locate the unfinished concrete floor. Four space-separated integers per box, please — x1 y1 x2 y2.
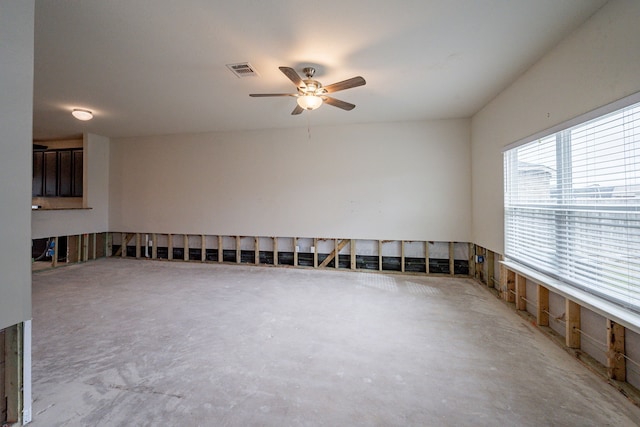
31 258 640 426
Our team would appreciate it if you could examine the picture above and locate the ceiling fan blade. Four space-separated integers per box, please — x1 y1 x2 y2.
249 93 296 97
323 96 356 111
323 76 366 93
291 104 304 115
279 66 305 88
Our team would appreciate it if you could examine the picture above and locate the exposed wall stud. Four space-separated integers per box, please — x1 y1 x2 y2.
135 233 141 259
92 233 97 260
566 300 581 349
425 241 430 274
255 237 260 265
505 269 515 303
217 236 222 263
487 250 495 288
293 237 298 266
168 234 173 260
400 241 405 273
106 233 113 257
537 285 549 326
201 235 207 262
273 237 278 266
607 320 626 381
449 242 455 276
350 239 356 270
515 274 527 311
469 243 477 279
313 238 318 268
152 233 158 259
184 235 189 261
236 236 241 264
378 240 383 272
52 236 59 267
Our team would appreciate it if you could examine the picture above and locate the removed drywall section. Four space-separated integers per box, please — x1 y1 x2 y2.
471 0 640 253
109 119 470 242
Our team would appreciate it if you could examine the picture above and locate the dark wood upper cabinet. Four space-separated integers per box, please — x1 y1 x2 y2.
32 151 44 197
72 149 83 197
33 148 83 198
43 151 58 197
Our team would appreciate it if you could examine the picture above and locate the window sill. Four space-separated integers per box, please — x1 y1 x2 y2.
501 259 640 335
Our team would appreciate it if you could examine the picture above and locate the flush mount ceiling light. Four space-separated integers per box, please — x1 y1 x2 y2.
72 109 93 121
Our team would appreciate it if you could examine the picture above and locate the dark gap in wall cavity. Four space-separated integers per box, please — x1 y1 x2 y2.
404 257 426 273
189 248 201 261
205 249 218 262
382 256 402 271
356 255 379 270
240 250 255 263
222 250 236 263
278 252 294 266
259 251 274 264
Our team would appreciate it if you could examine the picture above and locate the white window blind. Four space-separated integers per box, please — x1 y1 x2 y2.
504 101 640 312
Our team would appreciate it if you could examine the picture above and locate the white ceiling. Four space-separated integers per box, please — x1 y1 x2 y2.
33 0 608 140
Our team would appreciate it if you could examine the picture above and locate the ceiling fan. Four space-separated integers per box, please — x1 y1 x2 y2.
250 66 366 115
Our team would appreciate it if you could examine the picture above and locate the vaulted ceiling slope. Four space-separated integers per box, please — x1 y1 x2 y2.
33 0 607 140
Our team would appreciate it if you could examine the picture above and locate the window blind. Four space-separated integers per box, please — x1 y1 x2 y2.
504 101 640 312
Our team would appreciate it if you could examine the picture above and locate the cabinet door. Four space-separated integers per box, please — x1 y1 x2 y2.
72 150 83 197
44 151 58 196
32 151 44 197
58 150 73 196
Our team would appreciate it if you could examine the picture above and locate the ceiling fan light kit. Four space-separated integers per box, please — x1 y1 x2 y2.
250 66 365 115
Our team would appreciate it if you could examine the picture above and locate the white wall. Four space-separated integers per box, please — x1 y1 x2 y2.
110 119 471 241
32 133 110 239
0 0 34 330
471 0 640 254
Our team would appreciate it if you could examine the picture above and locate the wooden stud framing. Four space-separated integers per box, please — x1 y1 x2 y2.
487 250 495 288
319 239 349 268
537 285 550 327
184 235 189 261
425 241 430 274
217 236 222 263
350 239 356 270
135 233 141 259
201 235 206 262
151 233 157 259
106 233 113 257
293 237 298 266
91 233 97 260
378 241 383 272
607 320 626 381
449 242 455 276
400 241 405 273
273 237 278 266
566 300 581 349
313 238 318 268
236 236 241 264
52 236 59 267
505 269 516 303
515 274 527 311
469 243 477 279
4 324 21 425
168 234 173 260
255 237 260 265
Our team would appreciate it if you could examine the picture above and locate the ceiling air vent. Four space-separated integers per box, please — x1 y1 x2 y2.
226 62 259 78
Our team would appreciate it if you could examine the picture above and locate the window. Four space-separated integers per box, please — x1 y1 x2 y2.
504 99 640 312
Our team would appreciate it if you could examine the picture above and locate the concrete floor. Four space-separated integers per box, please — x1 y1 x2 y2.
31 258 640 426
